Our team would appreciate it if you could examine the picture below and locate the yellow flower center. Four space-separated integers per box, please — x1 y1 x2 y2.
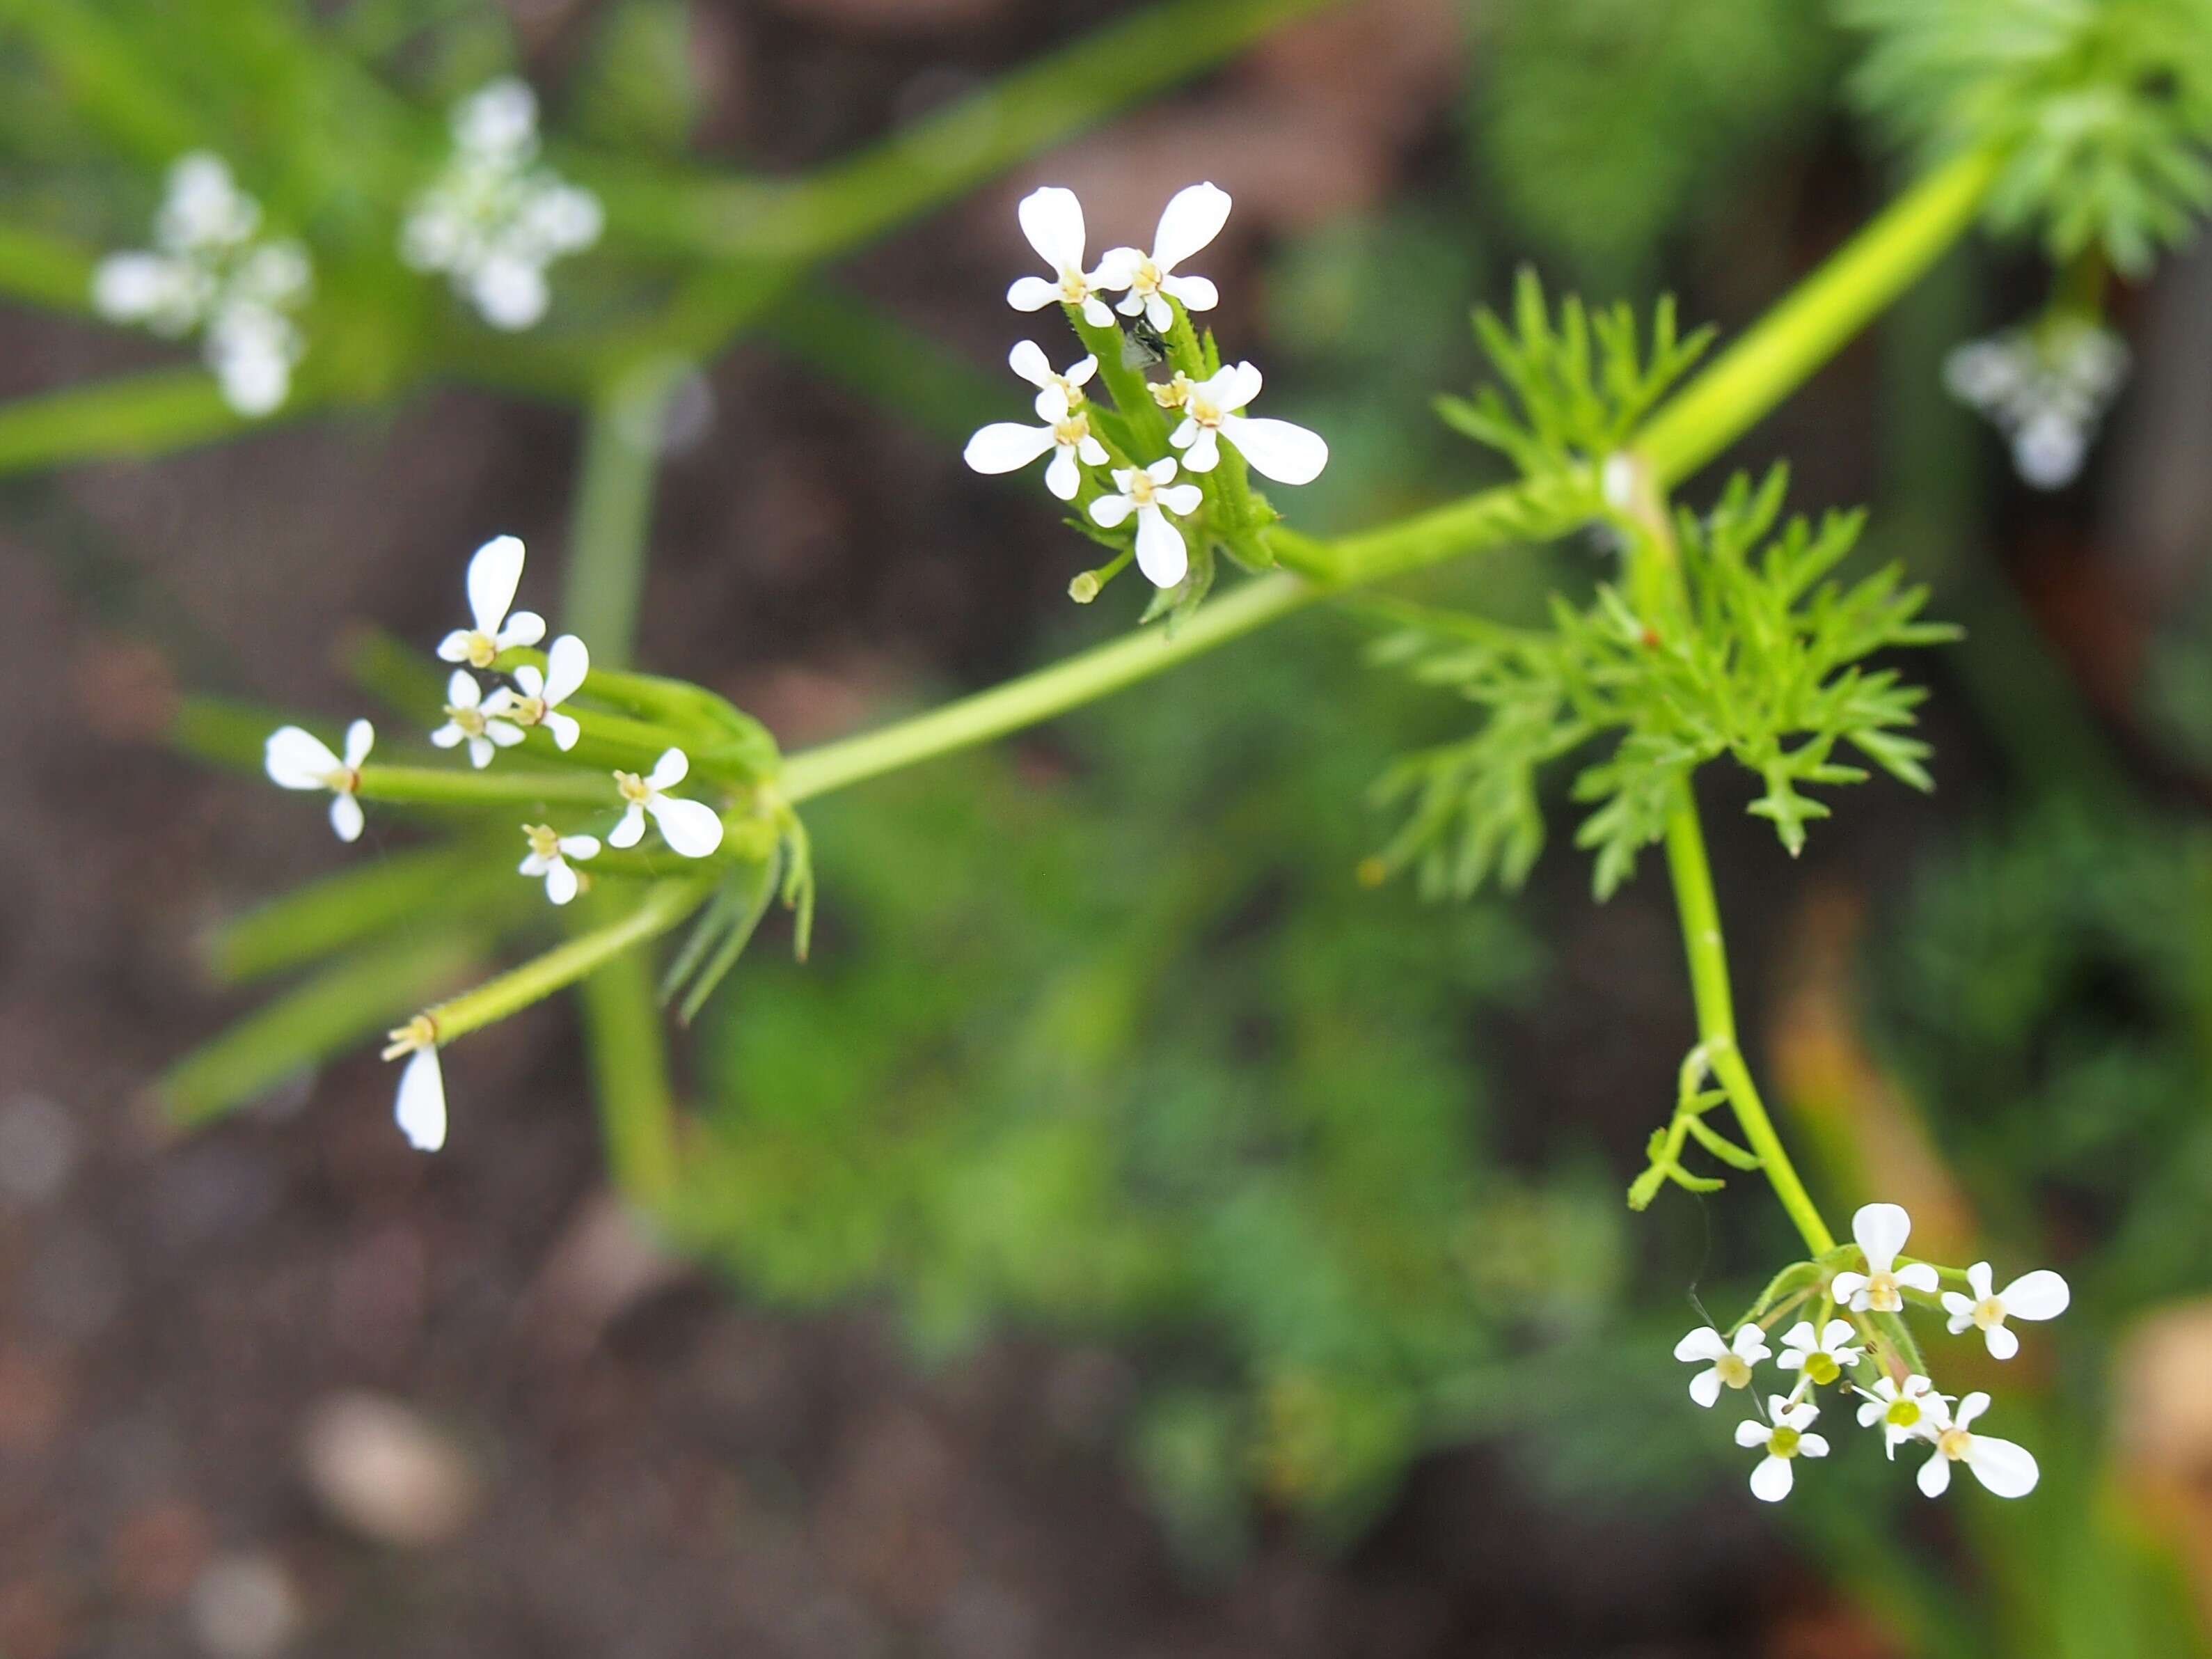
1053 411 1090 448
444 700 487 737
381 1012 437 1059
1714 1353 1752 1390
523 823 562 860
1937 1426 1973 1461
509 693 547 726
1804 1352 1841 1387
1151 372 1194 410
1057 267 1089 304
1768 1425 1801 1458
1187 394 1224 430
1884 1397 1922 1431
1125 471 1159 508
1128 255 1162 296
1863 1270 1902 1312
615 769 653 805
1973 1296 2006 1330
459 629 499 669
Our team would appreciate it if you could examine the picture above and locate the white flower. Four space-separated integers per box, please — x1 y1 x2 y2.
437 535 546 668
1854 1373 1950 1459
1941 1260 2069 1360
1943 318 2129 490
519 823 599 906
430 670 525 769
1774 1319 1865 1390
1004 187 1114 328
1088 457 1204 589
92 152 312 418
1008 339 1098 418
1093 182 1231 333
608 748 723 858
1733 1395 1828 1503
1164 360 1328 485
1673 1323 1769 1408
964 383 1109 503
402 78 603 331
496 634 588 750
1829 1202 1941 1314
264 719 374 843
1915 1391 2039 1499
381 1014 445 1153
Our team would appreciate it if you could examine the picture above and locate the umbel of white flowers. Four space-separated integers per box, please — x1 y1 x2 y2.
967 182 1329 593
91 152 313 418
1675 1202 2067 1504
1944 317 2130 490
401 77 604 331
259 535 728 1151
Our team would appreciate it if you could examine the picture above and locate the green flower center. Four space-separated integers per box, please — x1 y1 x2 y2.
1768 1425 1801 1458
1805 1352 1841 1387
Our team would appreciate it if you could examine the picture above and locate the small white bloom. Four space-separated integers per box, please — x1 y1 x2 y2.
437 535 546 668
1166 359 1328 485
430 670 525 769
519 822 600 906
402 79 603 331
1943 317 2129 490
1088 457 1204 589
1600 452 1638 512
1854 1372 1950 1459
1673 1323 1769 1408
1005 186 1114 328
1093 182 1231 333
1733 1395 1828 1503
381 1014 446 1153
1828 1202 1941 1314
1941 1260 2069 1360
608 748 723 858
1915 1391 2040 1499
1008 339 1098 419
496 634 588 750
1774 1319 1865 1391
264 719 374 843
964 382 1109 503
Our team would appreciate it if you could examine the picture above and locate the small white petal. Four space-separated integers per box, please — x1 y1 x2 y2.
1009 339 1053 387
329 793 365 843
1006 275 1061 313
1162 272 1218 313
1151 182 1231 274
393 1047 447 1152
1965 1261 1995 1300
558 835 600 860
1748 1456 1794 1503
487 720 525 748
1941 1291 1974 1321
519 851 550 877
646 748 689 789
430 724 466 750
1115 289 1144 318
1851 1202 1913 1274
1220 361 1265 410
546 710 582 750
1016 186 1086 274
1896 1263 1941 1296
607 804 646 849
499 611 547 651
1079 295 1114 328
649 795 724 858
2000 1270 2069 1321
544 859 579 905
1964 1435 2039 1497
466 535 527 636
1983 1322 2021 1360
1829 1271 1869 1307
1066 355 1098 388
1088 494 1133 530
1917 1450 1952 1498
472 255 550 330
965 420 1059 475
1733 1418 1771 1449
1178 425 1222 473
1044 444 1081 502
1222 413 1328 485
447 670 482 709
436 631 475 663
1798 1433 1829 1458
543 634 590 706
1091 246 1142 292
265 726 342 789
511 663 546 700
1674 1327 1728 1364
1954 1392 1990 1429
466 735 493 769
1157 483 1203 516
1689 1368 1725 1408
343 720 376 769
1132 505 1187 589
1077 434 1109 467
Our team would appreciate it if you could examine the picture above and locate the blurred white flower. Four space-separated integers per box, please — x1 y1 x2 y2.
608 748 723 858
402 77 603 331
1733 1395 1828 1502
381 1014 445 1152
1093 182 1230 333
1854 1372 1949 1459
264 719 374 843
1008 340 1098 418
1915 1391 2039 1499
1005 187 1114 328
518 823 599 906
1829 1202 1941 1313
1089 457 1203 589
1673 1323 1769 1408
964 382 1109 503
92 152 312 418
1941 1260 2069 1360
438 535 546 669
1943 317 2128 489
496 634 588 750
1775 1318 1865 1390
1166 360 1328 485
431 670 524 769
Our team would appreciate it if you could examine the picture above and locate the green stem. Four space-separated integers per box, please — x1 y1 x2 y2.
354 765 612 808
562 365 684 671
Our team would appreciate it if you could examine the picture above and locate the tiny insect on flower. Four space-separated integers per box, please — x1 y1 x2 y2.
496 634 589 750
431 670 525 769
1734 1395 1828 1502
1915 1391 2039 1499
1167 361 1329 486
1089 457 1204 590
518 823 600 906
1829 1202 1941 1313
964 382 1110 503
264 719 374 842
381 1014 445 1153
608 748 724 858
1775 1318 1865 1389
1092 182 1231 333
438 535 546 669
1005 187 1114 328
1854 1373 1951 1460
1673 1323 1770 1408
1941 1260 2069 1360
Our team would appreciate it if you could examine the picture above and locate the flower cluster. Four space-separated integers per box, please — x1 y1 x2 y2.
91 153 313 418
1675 1203 2066 1502
400 78 604 332
262 535 727 1151
965 183 1327 602
1943 315 2129 489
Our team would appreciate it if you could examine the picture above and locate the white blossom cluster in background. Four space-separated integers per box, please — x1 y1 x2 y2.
965 183 1327 592
400 77 604 331
91 153 313 418
262 535 726 1152
1675 1203 2067 1503
1943 316 2130 490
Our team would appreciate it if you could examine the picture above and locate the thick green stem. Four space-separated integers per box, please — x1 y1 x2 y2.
562 365 684 671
